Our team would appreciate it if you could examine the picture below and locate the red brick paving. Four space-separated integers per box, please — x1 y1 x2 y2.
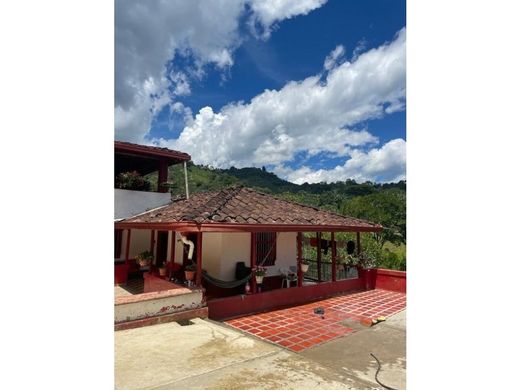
225 289 406 352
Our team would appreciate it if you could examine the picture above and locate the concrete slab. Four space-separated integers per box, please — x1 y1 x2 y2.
115 318 377 390
301 310 406 389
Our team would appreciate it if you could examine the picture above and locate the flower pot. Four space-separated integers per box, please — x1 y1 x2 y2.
185 270 196 281
358 267 377 290
159 267 167 276
300 263 309 273
255 275 264 284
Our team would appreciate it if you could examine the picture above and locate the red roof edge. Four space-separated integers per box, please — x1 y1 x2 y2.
115 140 191 162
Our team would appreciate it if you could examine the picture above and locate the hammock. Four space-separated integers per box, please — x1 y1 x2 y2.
201 233 277 288
202 271 251 289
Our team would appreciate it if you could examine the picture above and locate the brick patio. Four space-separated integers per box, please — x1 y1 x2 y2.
225 289 406 352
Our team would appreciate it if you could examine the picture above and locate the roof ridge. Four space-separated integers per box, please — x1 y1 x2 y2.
204 186 244 220
240 187 381 227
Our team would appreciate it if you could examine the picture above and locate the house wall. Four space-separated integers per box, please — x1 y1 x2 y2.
116 229 185 265
199 232 297 280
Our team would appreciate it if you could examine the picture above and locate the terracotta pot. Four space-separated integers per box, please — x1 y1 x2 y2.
255 275 264 284
185 270 196 281
358 267 377 290
159 267 167 276
300 263 309 273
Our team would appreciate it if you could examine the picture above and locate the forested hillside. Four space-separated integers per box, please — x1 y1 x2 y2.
147 162 406 270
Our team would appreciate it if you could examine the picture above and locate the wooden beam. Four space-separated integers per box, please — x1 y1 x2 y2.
356 232 361 256
250 232 257 293
297 232 303 287
125 229 131 265
196 232 202 287
316 232 322 283
331 232 337 282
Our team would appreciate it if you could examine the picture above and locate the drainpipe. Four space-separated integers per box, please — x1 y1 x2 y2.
180 234 194 260
184 161 190 200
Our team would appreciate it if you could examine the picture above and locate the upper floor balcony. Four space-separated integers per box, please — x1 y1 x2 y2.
115 141 191 220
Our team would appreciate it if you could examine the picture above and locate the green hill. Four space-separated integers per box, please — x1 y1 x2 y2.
146 162 406 270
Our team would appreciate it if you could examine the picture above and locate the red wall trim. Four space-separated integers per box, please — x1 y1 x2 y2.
375 268 406 293
207 278 364 320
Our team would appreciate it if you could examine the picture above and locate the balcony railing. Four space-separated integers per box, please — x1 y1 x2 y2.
303 258 359 282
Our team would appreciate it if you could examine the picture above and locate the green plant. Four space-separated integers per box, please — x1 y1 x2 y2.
185 263 197 271
136 250 153 261
253 266 267 277
358 251 379 269
116 171 151 191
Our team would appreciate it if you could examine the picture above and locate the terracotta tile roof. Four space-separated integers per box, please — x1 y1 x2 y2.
120 187 382 231
115 140 191 161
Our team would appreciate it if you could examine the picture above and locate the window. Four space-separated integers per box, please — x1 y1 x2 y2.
256 232 276 266
114 229 123 258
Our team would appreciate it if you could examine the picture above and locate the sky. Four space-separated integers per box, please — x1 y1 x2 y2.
115 0 406 184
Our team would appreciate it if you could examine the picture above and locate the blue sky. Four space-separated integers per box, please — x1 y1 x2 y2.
115 0 406 184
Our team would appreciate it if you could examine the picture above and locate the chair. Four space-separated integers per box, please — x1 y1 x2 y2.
280 267 297 288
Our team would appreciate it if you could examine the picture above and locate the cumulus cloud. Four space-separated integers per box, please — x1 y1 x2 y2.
115 0 329 143
273 138 406 184
248 0 328 38
166 28 406 174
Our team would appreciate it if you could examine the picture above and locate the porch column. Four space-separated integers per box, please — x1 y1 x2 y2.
170 231 176 263
331 232 337 282
125 229 132 265
157 158 169 193
149 230 155 253
250 232 257 293
316 232 322 282
356 232 361 256
297 232 303 287
196 231 202 287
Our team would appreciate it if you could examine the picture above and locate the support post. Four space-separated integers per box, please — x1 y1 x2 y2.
196 232 202 287
157 158 169 193
331 232 337 282
125 229 131 265
184 161 190 199
150 230 155 253
250 232 257 293
297 232 303 287
316 232 322 282
356 232 361 256
170 231 176 263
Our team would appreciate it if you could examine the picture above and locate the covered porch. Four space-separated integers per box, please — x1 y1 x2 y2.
115 187 386 321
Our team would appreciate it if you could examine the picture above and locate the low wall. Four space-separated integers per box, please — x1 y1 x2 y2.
208 277 363 320
375 268 406 293
115 286 205 323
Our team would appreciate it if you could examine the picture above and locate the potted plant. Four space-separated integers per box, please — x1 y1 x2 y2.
300 260 310 273
357 252 378 290
158 263 167 276
185 263 196 281
136 250 153 268
253 266 267 284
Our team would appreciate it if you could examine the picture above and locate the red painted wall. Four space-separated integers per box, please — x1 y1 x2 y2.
208 278 363 320
375 268 406 293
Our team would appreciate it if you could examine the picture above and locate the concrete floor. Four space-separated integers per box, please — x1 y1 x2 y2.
115 312 406 389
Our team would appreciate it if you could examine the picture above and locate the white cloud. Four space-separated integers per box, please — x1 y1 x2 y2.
248 0 328 38
274 138 406 184
324 45 345 71
167 28 406 172
115 0 328 143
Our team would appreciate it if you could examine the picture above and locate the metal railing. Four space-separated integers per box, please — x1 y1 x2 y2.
303 258 359 282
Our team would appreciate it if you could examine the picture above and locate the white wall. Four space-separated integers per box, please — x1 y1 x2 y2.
266 232 297 277
115 188 171 220
198 232 297 280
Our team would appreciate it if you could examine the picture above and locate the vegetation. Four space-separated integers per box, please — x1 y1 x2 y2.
147 163 406 270
116 171 151 191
